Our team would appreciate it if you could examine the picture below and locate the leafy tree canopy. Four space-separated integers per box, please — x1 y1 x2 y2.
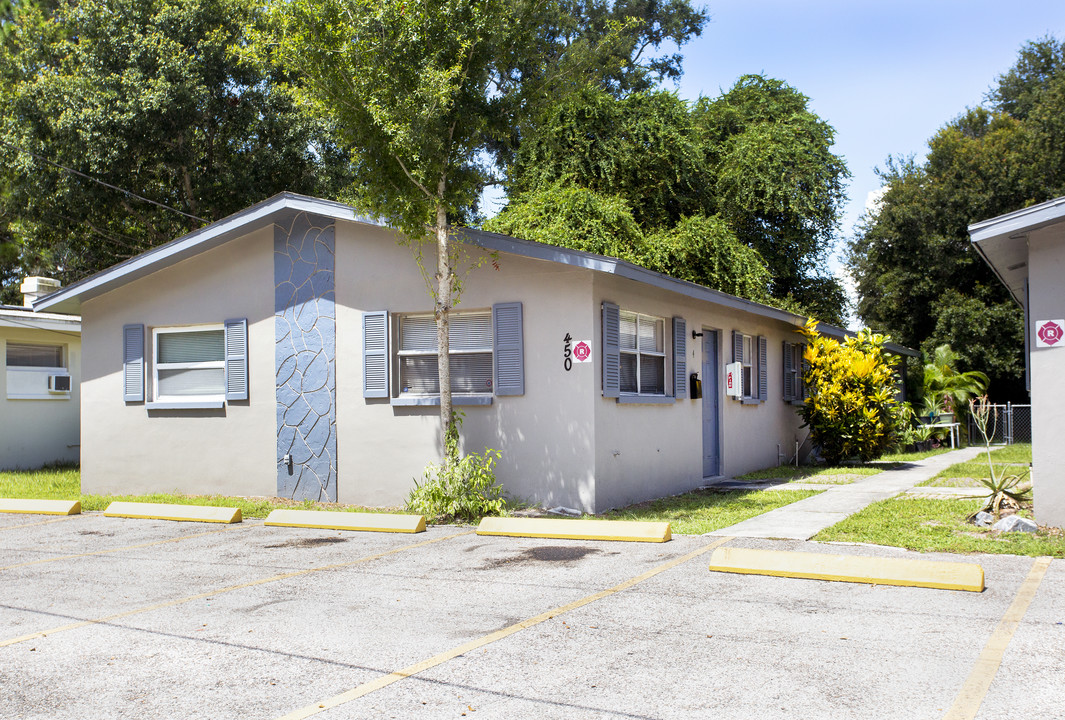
497 76 850 323
258 0 707 456
847 37 1065 401
0 0 352 290
485 182 773 301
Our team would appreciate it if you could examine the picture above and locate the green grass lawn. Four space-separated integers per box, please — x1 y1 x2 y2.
0 465 400 518
921 443 1032 487
815 496 1064 557
602 488 822 535
736 446 954 484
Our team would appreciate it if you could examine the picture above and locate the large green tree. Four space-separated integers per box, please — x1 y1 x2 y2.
492 77 850 323
262 0 707 456
0 0 352 290
848 38 1065 401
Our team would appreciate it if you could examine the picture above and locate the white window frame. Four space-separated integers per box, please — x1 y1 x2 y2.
397 311 493 397
5 342 69 400
152 324 225 403
740 333 754 398
620 310 667 396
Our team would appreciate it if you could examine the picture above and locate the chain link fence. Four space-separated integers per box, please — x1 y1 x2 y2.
968 403 1031 445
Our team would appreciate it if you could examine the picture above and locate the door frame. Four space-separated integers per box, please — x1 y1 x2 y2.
701 327 722 478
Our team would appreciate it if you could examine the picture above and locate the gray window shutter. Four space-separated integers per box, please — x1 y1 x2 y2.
800 343 808 400
733 330 743 363
493 302 524 396
123 324 144 402
224 318 248 401
363 311 389 398
758 335 768 401
602 302 620 398
673 317 687 399
782 341 794 401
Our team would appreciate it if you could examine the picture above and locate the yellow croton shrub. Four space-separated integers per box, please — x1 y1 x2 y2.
798 318 902 464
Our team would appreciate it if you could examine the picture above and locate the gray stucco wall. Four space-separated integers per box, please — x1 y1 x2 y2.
590 274 807 511
79 216 811 513
80 227 276 497
333 222 598 510
1027 222 1065 528
0 326 81 469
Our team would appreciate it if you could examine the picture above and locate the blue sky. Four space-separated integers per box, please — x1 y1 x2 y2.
674 0 1065 280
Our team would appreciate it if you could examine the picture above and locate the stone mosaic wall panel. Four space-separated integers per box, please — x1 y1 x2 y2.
275 212 337 501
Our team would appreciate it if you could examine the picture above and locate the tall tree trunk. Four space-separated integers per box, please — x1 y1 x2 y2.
434 195 454 469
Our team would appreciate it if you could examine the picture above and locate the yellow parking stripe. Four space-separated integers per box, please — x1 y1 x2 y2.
943 556 1053 720
275 536 734 720
0 530 473 649
477 516 671 543
0 516 76 531
0 525 239 571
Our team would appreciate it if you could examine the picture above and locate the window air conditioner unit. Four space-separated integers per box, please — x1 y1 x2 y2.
48 374 72 393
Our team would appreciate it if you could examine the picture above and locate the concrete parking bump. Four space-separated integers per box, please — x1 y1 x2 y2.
0 498 81 515
103 501 241 524
264 509 426 533
709 546 985 592
477 516 671 542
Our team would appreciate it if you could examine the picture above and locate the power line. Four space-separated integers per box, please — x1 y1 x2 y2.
0 139 208 225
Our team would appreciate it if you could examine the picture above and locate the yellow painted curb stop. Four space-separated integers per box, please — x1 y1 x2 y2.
477 516 671 543
264 509 426 533
0 498 81 516
708 546 984 592
103 501 241 524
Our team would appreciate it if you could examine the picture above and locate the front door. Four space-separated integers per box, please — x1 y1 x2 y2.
702 330 720 477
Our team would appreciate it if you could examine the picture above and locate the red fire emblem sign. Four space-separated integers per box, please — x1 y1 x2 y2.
1038 320 1064 347
573 341 591 362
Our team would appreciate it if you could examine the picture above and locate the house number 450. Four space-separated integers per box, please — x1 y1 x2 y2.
563 333 573 371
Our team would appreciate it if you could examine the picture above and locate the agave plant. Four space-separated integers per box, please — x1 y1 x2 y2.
967 396 1032 519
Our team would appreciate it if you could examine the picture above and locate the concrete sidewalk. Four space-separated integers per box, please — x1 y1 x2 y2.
706 446 985 540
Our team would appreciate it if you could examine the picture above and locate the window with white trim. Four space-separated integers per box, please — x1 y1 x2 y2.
398 312 493 395
5 342 69 400
732 330 766 402
153 326 225 402
739 333 754 398
619 310 666 395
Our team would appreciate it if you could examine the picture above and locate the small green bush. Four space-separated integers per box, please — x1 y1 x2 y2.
405 436 506 523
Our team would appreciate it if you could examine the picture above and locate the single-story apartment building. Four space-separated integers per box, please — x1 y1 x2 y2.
35 193 913 512
1 278 81 469
970 196 1065 528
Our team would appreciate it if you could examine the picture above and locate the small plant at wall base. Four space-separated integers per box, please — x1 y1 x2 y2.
798 318 903 464
967 395 1031 519
405 422 506 523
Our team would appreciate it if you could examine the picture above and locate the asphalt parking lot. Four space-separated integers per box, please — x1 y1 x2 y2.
1 511 1062 719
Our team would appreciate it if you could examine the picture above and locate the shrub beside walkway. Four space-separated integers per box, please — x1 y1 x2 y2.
705 446 984 540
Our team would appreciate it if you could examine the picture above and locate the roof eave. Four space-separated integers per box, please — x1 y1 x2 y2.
32 192 371 314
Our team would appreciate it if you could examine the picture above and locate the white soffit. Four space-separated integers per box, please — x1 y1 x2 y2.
970 196 1065 307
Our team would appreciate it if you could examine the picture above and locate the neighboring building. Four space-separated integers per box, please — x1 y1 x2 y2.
1 278 81 470
35 193 913 512
970 196 1065 528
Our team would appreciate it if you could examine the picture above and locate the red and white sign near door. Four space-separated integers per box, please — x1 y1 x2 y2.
1036 319 1065 348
